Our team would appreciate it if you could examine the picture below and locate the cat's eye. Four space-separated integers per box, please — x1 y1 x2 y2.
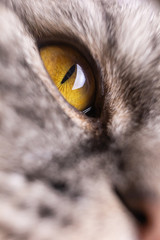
40 45 95 112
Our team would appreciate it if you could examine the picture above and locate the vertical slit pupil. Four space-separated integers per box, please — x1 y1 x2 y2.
61 64 76 84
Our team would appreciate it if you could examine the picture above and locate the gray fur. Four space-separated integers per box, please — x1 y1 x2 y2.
1 0 160 239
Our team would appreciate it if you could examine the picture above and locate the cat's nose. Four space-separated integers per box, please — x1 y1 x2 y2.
116 189 160 240
125 198 160 240
139 201 160 240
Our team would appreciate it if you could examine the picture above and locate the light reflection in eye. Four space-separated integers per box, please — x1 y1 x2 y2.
72 64 86 90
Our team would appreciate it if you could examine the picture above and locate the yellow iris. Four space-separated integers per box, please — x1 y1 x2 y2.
40 45 95 111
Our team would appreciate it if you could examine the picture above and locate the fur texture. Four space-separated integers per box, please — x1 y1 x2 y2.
1 0 160 239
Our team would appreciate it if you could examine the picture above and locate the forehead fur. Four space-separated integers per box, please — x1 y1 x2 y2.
9 0 160 70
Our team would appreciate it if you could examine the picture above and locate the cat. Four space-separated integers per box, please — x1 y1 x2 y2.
0 0 160 239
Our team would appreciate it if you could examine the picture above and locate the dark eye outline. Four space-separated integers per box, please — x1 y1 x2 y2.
37 40 103 119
